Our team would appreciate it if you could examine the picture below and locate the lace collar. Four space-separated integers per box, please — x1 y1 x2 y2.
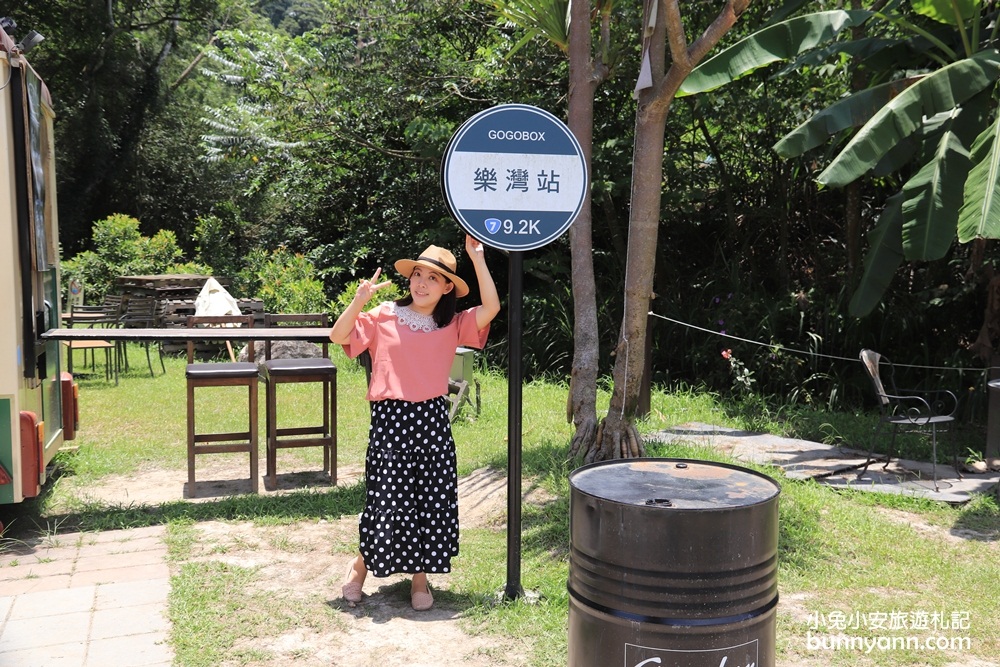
391 303 438 333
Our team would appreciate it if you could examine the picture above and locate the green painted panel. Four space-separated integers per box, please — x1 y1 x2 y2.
43 266 64 442
0 398 13 505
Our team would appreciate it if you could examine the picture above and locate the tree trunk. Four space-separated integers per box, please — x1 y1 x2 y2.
845 181 862 288
592 97 669 460
845 0 870 290
584 0 751 461
567 0 611 457
589 0 672 461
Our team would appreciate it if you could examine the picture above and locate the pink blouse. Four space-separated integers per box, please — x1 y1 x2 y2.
342 302 489 402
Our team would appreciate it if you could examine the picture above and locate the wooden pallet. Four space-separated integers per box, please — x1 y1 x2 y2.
116 274 231 294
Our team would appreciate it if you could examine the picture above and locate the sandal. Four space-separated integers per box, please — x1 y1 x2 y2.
342 557 363 603
411 583 433 611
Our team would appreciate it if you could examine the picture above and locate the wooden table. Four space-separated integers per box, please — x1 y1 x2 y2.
45 326 338 495
43 327 333 343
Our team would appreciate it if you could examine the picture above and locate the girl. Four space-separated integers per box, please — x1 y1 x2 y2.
330 235 500 610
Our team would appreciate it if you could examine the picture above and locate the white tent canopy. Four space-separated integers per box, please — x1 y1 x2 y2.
194 277 241 319
194 277 242 361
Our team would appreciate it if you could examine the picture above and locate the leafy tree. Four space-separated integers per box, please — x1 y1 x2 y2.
198 4 492 272
197 1 575 318
8 0 263 252
486 0 620 460
193 206 255 290
680 1 1000 321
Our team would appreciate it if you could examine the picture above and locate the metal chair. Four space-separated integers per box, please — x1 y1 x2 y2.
186 315 259 496
119 295 165 376
447 347 480 420
63 304 119 383
260 313 337 488
101 293 124 319
858 349 960 491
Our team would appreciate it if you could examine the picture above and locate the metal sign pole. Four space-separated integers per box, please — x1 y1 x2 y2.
439 103 587 603
504 250 524 600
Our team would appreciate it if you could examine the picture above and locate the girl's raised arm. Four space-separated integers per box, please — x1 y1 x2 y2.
329 268 393 344
465 235 500 331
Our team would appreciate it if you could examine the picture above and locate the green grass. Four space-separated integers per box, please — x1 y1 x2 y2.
2 345 999 666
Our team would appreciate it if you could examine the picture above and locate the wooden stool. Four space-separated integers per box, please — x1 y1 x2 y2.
185 315 259 496
261 313 337 488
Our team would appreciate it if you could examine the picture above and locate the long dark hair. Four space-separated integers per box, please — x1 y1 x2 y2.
396 286 457 328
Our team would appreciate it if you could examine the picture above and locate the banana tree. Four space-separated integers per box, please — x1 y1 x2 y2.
680 0 1000 317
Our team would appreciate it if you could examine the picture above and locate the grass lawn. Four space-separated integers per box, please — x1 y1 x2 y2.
2 342 999 666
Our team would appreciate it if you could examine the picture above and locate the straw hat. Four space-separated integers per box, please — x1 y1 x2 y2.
394 245 469 297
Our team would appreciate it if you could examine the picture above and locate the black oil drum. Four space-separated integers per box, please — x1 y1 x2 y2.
567 458 780 667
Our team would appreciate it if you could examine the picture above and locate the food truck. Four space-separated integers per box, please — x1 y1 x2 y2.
0 22 77 532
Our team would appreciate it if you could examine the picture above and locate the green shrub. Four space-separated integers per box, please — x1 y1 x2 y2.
254 248 332 314
193 207 251 291
61 214 193 303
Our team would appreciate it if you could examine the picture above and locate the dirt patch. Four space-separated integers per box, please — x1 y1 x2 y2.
185 518 531 666
58 459 365 505
57 463 550 666
60 460 554 517
875 507 1000 546
53 464 999 667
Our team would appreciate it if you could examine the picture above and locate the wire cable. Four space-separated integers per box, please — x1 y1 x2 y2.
648 310 996 375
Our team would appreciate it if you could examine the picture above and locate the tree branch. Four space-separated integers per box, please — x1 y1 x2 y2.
687 0 750 66
170 34 217 92
663 0 689 71
649 0 752 112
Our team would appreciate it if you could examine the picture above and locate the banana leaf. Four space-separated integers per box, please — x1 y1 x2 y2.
678 10 873 97
912 0 979 25
773 37 899 77
818 51 1000 187
774 78 921 158
849 192 906 317
957 113 1000 241
900 124 970 260
872 136 918 176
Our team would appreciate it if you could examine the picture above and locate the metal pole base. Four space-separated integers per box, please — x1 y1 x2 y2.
494 587 541 605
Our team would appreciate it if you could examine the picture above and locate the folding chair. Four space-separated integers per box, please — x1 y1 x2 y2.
63 304 119 383
858 349 960 491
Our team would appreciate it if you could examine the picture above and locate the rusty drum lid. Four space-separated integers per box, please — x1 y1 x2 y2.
569 458 780 509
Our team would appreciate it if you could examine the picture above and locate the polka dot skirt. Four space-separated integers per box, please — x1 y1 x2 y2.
359 396 459 577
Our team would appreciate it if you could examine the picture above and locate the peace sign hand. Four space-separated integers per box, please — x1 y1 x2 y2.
356 268 393 303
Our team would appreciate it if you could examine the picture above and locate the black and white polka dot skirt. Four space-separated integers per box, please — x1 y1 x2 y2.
359 396 459 577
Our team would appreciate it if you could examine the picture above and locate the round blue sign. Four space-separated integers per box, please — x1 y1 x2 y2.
441 104 588 251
